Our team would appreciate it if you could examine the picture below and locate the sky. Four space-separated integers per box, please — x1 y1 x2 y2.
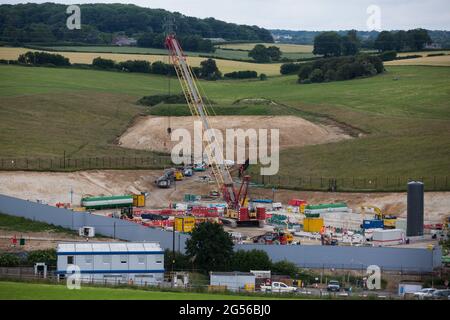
2 0 450 30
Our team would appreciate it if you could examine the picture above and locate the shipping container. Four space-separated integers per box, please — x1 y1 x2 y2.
81 195 133 210
133 194 145 207
303 217 324 233
372 229 405 246
362 219 384 229
174 217 196 233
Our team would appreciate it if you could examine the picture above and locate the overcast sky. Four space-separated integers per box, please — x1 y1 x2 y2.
3 0 450 30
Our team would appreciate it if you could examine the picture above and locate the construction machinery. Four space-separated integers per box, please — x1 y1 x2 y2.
360 205 397 229
165 33 259 227
155 168 175 188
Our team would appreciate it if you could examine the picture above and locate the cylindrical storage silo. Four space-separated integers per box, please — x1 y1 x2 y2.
407 181 424 237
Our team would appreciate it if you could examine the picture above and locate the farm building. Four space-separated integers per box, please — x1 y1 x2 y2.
56 242 164 285
210 272 255 292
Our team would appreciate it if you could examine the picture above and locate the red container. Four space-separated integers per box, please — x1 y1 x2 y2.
288 199 306 206
256 207 266 220
239 207 249 221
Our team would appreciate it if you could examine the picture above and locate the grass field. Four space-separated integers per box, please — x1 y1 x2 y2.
0 47 283 75
0 63 449 177
0 213 74 234
0 281 282 300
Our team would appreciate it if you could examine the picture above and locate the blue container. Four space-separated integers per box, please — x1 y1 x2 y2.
362 219 384 229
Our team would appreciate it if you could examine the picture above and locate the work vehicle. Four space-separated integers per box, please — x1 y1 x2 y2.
327 280 341 292
431 289 450 300
260 282 297 293
253 230 293 245
165 34 261 227
174 171 184 181
413 288 436 299
361 205 397 229
155 168 175 188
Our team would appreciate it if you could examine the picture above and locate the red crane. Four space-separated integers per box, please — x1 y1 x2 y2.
165 34 251 212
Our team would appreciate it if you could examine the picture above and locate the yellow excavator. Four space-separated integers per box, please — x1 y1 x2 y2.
361 205 397 229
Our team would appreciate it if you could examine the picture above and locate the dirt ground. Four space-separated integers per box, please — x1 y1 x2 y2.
118 115 351 155
0 230 116 252
0 170 448 224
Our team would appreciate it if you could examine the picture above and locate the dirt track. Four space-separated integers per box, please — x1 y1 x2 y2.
0 170 448 223
118 115 352 155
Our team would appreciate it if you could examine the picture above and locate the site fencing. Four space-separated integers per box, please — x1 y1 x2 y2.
0 157 448 191
0 156 172 171
251 174 450 192
0 267 408 299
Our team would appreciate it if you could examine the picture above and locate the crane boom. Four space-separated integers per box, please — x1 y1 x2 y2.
165 34 240 208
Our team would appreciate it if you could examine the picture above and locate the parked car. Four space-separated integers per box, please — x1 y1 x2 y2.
260 282 297 293
327 280 341 292
413 288 436 299
431 289 450 300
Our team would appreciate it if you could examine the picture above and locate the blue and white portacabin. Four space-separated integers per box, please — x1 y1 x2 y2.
56 242 164 285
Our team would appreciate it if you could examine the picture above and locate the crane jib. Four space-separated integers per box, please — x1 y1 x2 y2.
165 35 240 207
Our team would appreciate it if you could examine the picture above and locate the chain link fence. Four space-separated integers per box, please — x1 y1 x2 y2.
251 174 450 192
0 156 173 171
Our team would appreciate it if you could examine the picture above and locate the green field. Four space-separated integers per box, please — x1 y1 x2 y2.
40 45 316 61
0 213 74 234
0 64 449 177
0 281 281 300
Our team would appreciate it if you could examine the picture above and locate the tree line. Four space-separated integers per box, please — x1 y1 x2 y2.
165 222 299 277
7 51 262 82
0 3 273 46
281 54 384 84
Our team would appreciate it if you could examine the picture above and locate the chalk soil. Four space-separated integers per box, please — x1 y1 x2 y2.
0 170 448 223
118 115 352 154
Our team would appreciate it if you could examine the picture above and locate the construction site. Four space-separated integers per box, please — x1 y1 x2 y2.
1 34 448 252
1 28 449 301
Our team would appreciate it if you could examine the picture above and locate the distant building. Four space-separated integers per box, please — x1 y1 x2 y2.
113 36 137 46
203 37 226 43
56 242 164 286
424 43 442 49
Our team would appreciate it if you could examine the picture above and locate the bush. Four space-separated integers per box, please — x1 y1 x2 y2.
259 73 267 81
118 60 151 73
298 64 313 81
92 57 116 69
224 70 258 79
26 249 56 266
394 54 422 60
309 68 324 83
0 253 21 267
379 50 397 61
427 53 445 57
230 250 272 272
137 94 187 106
301 54 384 83
18 51 70 66
271 260 298 278
324 69 337 82
280 62 301 75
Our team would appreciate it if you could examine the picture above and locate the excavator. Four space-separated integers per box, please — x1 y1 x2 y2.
360 205 398 229
165 33 261 227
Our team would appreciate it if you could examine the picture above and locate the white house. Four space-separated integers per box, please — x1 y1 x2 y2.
56 242 164 286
